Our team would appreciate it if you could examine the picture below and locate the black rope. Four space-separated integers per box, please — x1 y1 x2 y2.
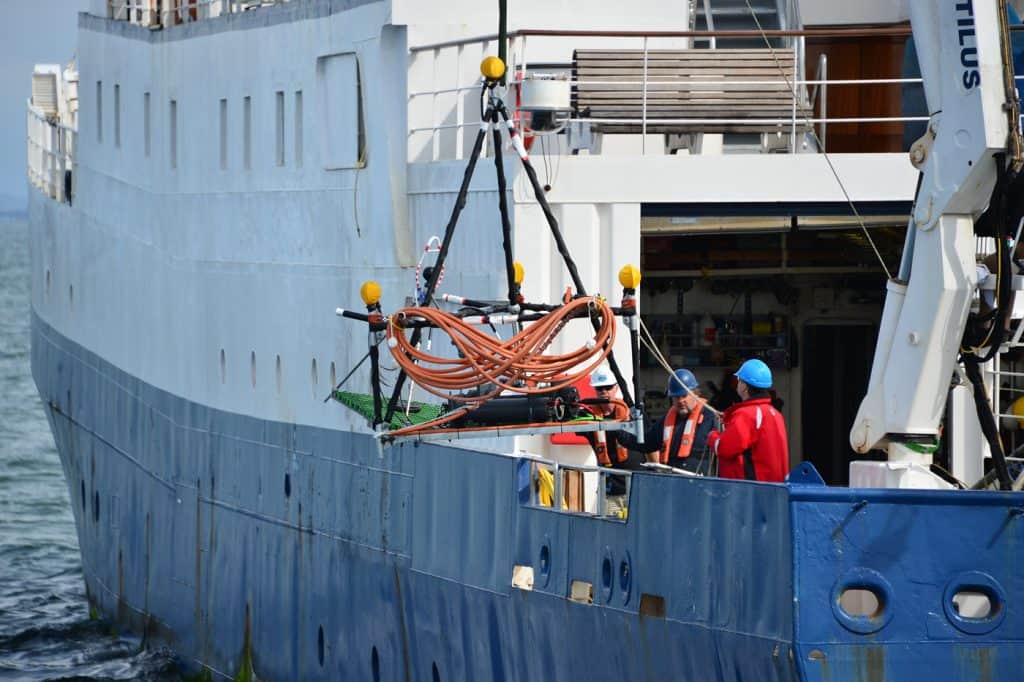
383 101 493 424
492 115 519 306
494 101 635 407
962 357 1014 490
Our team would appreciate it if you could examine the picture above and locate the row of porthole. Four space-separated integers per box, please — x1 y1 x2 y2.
81 478 99 523
537 541 633 606
833 568 1007 636
44 269 73 310
313 635 442 681
218 350 337 399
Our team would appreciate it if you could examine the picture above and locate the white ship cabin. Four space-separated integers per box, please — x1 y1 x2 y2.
26 0 1024 499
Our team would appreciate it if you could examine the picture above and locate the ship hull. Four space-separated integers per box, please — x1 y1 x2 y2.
32 309 1024 681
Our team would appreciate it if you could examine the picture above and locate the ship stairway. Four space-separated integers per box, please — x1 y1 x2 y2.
691 0 795 49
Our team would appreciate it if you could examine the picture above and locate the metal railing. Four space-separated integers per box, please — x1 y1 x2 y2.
408 27 931 163
106 0 293 28
26 104 75 203
524 456 631 519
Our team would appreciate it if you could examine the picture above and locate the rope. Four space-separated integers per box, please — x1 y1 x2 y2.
638 317 724 418
385 296 616 405
742 0 893 280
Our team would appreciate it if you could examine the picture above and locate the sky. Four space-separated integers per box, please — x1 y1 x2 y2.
0 1 87 213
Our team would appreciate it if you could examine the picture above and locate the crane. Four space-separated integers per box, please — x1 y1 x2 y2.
850 0 1023 490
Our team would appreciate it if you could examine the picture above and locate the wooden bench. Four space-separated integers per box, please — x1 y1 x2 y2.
572 48 812 136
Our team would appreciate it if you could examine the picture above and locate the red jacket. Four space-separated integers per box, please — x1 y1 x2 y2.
706 397 789 482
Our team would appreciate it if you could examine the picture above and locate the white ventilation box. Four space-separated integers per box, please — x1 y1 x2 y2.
32 65 62 116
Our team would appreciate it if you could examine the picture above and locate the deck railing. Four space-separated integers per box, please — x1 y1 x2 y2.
106 0 293 28
522 456 632 519
408 27 934 163
26 104 76 203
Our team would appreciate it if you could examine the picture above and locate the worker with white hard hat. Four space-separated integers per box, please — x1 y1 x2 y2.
582 366 640 516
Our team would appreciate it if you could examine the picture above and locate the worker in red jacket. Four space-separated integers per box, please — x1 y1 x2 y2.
706 359 789 482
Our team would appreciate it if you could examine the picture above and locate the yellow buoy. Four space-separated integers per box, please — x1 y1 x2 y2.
618 264 642 289
513 261 525 285
360 280 382 306
1006 395 1024 430
480 56 506 81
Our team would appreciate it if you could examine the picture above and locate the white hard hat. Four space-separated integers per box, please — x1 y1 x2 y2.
589 366 616 388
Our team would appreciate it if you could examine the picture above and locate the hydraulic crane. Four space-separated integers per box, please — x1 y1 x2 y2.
850 0 1023 489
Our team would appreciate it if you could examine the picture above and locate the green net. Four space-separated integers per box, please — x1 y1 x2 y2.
332 390 446 430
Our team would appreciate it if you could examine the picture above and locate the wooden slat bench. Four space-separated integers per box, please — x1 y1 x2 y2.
572 48 812 135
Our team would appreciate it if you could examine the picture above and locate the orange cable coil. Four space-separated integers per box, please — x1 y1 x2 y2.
386 296 617 407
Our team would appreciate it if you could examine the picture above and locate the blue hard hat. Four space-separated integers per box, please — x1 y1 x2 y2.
667 368 698 397
735 359 772 389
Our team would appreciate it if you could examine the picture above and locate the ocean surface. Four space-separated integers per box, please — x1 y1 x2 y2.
0 219 181 680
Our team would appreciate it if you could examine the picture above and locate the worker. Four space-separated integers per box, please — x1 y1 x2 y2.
705 359 789 482
582 366 640 516
616 368 719 475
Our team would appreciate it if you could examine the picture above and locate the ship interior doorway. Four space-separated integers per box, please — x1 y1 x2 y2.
639 201 906 480
800 322 877 486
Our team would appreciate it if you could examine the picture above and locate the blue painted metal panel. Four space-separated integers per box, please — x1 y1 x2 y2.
790 475 1024 680
31 312 1024 680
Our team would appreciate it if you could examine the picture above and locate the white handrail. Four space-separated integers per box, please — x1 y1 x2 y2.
106 0 295 28
26 103 76 203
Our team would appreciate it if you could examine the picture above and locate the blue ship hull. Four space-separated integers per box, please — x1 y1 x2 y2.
31 313 1024 680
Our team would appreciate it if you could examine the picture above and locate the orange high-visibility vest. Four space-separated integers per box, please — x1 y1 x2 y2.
593 403 630 466
659 404 705 465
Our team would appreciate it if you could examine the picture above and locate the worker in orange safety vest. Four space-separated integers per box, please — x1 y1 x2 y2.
617 368 720 475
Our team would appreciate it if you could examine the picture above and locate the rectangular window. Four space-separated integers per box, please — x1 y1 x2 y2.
275 90 285 166
144 92 151 157
114 84 121 148
219 98 228 170
243 95 252 170
317 53 364 169
294 90 303 167
96 81 102 143
169 99 177 169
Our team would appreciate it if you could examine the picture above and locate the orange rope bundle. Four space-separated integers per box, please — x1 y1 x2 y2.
386 296 616 405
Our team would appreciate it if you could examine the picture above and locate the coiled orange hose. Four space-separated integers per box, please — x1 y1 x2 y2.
386 296 616 406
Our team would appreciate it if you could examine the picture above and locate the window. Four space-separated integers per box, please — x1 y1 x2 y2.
317 53 365 169
96 81 102 143
294 90 303 167
169 99 177 169
220 98 228 170
243 95 252 170
275 90 285 166
114 84 120 148
144 92 151 157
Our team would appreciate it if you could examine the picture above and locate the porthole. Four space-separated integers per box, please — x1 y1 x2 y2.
538 538 552 587
275 354 282 394
311 358 318 398
219 349 226 384
250 351 257 388
317 625 324 666
830 568 894 635
600 549 614 603
943 571 1006 635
